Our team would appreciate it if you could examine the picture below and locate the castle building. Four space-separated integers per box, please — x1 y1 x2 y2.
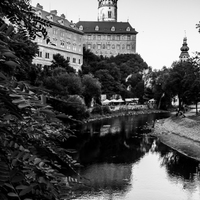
32 3 84 71
76 0 138 57
179 37 190 62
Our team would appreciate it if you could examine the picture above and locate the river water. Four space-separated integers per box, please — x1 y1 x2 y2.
68 113 200 200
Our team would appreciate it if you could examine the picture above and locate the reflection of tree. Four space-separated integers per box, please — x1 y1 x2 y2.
155 141 200 192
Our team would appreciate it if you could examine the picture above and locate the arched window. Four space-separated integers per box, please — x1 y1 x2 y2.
126 27 131 31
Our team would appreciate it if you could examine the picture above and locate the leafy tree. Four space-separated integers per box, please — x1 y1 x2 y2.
94 69 118 98
50 53 76 73
82 74 101 107
166 61 195 110
182 54 200 113
127 73 145 101
58 73 83 95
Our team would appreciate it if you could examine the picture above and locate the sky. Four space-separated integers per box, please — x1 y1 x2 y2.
31 0 200 70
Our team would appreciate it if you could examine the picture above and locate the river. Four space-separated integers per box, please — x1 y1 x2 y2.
67 113 200 200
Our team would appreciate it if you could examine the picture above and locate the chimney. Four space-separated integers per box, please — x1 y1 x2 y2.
36 3 43 10
50 10 57 15
61 14 66 19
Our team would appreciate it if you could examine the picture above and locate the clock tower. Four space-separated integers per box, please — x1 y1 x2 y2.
98 0 118 22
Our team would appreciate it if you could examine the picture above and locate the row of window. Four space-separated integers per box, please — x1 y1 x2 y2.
85 34 134 41
51 28 81 41
37 52 81 64
79 25 130 32
86 43 134 50
38 37 82 52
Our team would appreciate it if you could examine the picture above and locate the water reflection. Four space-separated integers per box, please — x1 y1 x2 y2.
68 113 200 200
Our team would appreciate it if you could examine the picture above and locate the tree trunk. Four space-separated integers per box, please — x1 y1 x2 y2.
178 94 181 111
196 100 198 115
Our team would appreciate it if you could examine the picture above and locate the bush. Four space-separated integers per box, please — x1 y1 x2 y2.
91 105 111 115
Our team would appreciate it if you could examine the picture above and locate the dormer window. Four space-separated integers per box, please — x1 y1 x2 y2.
46 14 53 21
111 26 115 31
126 27 131 31
58 19 64 25
35 10 42 17
79 25 83 31
95 26 99 31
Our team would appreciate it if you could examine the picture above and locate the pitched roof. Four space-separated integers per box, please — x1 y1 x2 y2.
76 21 138 34
32 6 83 35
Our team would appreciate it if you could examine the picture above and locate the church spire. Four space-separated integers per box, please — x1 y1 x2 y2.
98 0 118 22
179 37 190 62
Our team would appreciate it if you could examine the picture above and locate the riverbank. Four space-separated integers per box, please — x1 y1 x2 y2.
87 108 169 123
152 110 200 162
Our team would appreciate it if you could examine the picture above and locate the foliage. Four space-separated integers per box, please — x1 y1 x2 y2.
50 54 76 74
0 16 82 199
64 95 89 120
82 74 101 107
82 48 150 101
0 0 50 40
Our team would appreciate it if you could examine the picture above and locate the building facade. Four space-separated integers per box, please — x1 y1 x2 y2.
76 0 138 57
32 3 84 71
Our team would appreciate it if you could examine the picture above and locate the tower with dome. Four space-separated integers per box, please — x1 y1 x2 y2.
98 0 118 22
179 37 190 62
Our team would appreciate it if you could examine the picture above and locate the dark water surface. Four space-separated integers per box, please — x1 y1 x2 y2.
68 113 200 200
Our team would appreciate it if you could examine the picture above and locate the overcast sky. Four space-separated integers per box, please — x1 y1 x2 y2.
31 0 200 70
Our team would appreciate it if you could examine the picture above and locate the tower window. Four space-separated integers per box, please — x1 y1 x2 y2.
108 11 112 18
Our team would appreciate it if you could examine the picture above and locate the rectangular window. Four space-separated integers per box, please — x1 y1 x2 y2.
45 53 49 59
53 29 57 35
60 32 64 37
73 58 76 63
88 44 91 49
97 35 101 40
79 59 81 64
97 44 101 50
107 35 111 40
67 41 71 49
116 35 120 40
38 51 42 57
107 44 110 50
127 36 131 40
67 57 70 61
73 43 77 51
117 44 120 50
60 40 65 48
88 35 91 40
127 45 130 50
